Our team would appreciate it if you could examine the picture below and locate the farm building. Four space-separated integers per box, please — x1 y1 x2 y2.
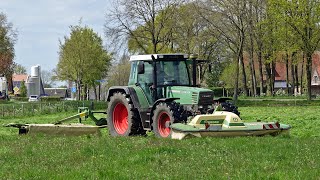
44 88 70 99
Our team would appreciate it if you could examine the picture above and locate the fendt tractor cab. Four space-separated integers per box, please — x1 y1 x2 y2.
106 54 239 138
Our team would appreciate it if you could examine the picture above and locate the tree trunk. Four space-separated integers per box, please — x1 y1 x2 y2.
265 62 272 96
248 44 257 97
258 49 264 95
7 75 13 93
271 62 275 96
240 53 248 96
306 51 312 100
300 52 305 94
285 52 290 94
239 36 248 96
233 57 240 103
94 85 97 100
234 29 245 102
86 85 89 101
76 80 81 101
295 65 299 94
291 62 295 95
248 1 257 97
291 53 295 95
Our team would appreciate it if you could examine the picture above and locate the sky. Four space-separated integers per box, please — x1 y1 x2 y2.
0 0 113 73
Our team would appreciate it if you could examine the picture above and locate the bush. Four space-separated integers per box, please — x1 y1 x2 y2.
209 87 231 98
20 81 27 97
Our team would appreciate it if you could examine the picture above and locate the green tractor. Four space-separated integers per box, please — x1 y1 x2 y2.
106 54 239 138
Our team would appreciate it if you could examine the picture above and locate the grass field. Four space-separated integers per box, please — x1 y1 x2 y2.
0 106 319 179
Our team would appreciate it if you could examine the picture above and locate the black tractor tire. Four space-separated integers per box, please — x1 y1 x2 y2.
152 103 174 138
107 92 135 136
221 102 240 117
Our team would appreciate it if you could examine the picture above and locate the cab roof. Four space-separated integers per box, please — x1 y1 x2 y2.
129 54 189 61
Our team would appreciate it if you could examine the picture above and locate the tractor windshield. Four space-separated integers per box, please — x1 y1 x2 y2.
156 60 190 86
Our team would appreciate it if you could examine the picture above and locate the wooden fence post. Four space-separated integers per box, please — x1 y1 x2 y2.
13 105 15 117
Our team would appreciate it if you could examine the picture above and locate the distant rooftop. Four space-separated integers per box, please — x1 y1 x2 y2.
12 74 28 82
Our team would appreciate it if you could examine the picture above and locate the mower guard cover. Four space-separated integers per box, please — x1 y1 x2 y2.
171 111 291 140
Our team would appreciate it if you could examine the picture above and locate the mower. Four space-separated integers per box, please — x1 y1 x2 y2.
171 111 291 140
5 106 108 136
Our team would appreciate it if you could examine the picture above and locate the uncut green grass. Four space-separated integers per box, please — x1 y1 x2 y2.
0 107 320 179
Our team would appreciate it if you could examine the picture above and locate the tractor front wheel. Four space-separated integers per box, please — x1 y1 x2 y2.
107 92 133 136
152 103 174 138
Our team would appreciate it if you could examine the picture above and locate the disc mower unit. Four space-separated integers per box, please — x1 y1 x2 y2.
6 107 107 136
6 123 103 136
170 111 291 140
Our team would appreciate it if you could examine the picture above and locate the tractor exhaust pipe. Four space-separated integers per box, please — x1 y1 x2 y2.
191 54 197 87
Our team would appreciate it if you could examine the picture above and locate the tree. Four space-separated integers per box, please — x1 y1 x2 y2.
41 69 56 88
57 24 111 100
106 54 131 88
13 63 27 74
269 0 320 100
0 12 17 92
20 80 27 97
105 0 182 54
198 0 249 102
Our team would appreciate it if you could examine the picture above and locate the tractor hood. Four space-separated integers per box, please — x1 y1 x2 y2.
166 86 214 105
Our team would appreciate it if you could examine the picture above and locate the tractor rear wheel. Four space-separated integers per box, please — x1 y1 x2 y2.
107 92 134 136
152 103 174 138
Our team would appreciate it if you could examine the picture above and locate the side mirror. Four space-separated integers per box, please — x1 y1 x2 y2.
138 62 145 74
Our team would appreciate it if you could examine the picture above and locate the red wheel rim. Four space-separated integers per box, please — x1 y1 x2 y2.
113 103 128 135
158 112 171 137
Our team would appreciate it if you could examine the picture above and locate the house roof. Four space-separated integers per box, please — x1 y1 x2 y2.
275 62 286 81
12 74 28 82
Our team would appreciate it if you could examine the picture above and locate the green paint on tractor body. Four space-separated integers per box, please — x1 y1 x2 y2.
131 86 151 109
166 86 213 105
131 85 214 109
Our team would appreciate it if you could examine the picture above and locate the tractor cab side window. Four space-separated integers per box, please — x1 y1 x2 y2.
137 61 153 85
137 61 153 103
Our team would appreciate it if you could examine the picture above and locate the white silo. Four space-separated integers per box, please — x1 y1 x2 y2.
26 65 41 97
31 65 40 77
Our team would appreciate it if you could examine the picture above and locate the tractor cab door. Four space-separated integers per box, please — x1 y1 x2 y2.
137 61 154 104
